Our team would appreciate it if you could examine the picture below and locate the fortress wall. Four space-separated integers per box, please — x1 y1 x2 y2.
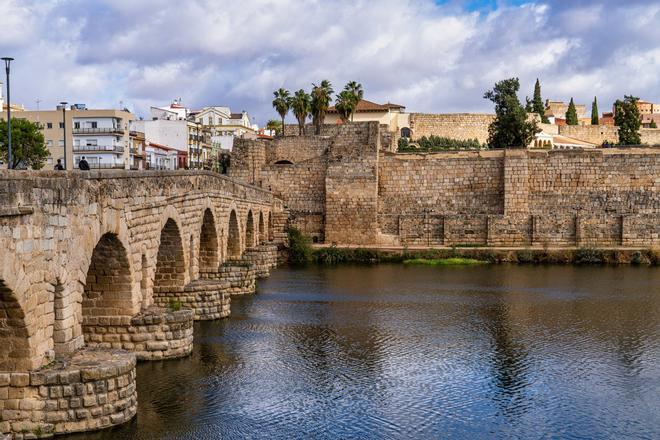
378 151 504 215
557 125 619 145
376 148 659 247
527 149 660 215
641 128 660 145
265 136 330 164
228 139 266 185
325 123 380 245
409 113 494 144
231 123 659 248
261 157 327 240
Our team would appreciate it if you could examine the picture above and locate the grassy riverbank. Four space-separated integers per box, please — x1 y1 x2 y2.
403 257 488 266
287 228 660 266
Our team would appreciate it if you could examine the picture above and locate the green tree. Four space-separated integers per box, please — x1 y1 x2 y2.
265 119 282 135
591 96 599 125
565 98 579 125
483 77 540 149
524 97 533 113
272 88 291 136
0 118 48 169
334 90 357 123
310 80 333 135
650 119 658 129
614 95 642 145
532 79 549 123
344 81 364 121
290 89 311 135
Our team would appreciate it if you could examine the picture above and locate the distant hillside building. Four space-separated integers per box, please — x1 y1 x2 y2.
325 99 409 135
191 106 257 151
544 100 587 124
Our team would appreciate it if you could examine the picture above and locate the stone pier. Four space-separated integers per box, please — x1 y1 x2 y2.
0 349 136 439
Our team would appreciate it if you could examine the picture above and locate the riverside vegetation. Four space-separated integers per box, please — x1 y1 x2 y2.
287 228 660 266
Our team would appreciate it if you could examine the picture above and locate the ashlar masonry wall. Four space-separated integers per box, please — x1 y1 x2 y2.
325 123 381 245
230 123 659 248
409 113 495 144
378 148 659 247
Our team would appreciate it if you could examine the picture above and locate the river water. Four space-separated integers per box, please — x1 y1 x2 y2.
74 264 660 439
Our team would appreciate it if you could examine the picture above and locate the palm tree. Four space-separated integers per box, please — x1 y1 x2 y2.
290 89 311 135
344 81 363 121
334 90 356 123
272 88 291 136
265 119 282 135
310 80 333 135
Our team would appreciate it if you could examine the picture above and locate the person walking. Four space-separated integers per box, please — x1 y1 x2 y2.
78 156 90 170
54 159 64 170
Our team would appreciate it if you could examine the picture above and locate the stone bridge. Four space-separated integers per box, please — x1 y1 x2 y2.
0 170 285 438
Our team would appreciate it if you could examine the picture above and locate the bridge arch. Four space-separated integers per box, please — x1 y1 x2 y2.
82 233 136 318
246 210 255 248
199 208 219 272
0 280 33 371
227 210 241 259
155 218 187 289
268 212 274 241
259 211 266 244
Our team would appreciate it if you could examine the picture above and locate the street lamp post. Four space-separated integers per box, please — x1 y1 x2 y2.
2 57 14 169
197 122 201 169
60 101 68 170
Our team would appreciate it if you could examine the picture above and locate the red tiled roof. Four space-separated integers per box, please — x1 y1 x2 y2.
327 99 405 113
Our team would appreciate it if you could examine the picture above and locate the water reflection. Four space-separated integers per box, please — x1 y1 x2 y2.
67 265 660 440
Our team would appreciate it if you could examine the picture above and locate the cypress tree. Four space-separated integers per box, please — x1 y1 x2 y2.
565 98 579 125
532 79 549 123
591 97 599 125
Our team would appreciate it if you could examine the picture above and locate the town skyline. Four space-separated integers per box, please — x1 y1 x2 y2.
1 0 659 124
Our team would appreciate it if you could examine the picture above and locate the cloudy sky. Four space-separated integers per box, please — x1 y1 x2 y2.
1 0 659 124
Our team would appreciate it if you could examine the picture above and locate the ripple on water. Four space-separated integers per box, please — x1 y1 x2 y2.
65 265 660 440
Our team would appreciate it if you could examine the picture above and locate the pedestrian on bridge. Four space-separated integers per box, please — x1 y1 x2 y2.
78 156 90 171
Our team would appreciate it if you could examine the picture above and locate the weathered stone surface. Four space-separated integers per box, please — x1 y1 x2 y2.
0 170 286 438
232 123 659 248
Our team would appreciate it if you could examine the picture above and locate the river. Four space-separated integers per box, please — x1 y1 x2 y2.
71 264 660 439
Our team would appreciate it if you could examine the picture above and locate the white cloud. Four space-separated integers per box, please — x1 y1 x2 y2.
0 0 659 124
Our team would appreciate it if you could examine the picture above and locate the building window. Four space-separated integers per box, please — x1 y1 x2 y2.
58 140 64 147
74 139 80 147
86 139 98 147
74 122 80 129
47 122 53 129
59 122 64 129
46 140 53 147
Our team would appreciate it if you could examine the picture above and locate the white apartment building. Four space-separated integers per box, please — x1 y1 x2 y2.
72 111 132 169
193 107 257 151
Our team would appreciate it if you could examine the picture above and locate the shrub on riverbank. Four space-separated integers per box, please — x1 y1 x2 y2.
287 227 313 264
302 245 660 266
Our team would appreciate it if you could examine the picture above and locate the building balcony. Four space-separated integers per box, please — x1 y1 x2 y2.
73 145 124 153
73 127 125 135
